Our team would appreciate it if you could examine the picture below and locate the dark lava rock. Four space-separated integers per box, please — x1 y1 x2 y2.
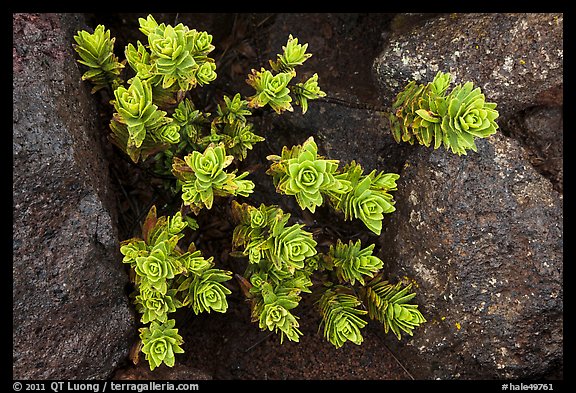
505 106 563 193
371 13 563 379
373 13 563 121
13 13 136 379
378 133 563 379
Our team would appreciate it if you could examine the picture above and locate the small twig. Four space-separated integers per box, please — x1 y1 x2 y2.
243 331 275 353
377 335 415 380
318 95 387 113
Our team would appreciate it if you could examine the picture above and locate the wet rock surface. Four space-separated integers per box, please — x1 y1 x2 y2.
378 133 563 379
13 12 563 380
373 13 564 121
13 13 136 379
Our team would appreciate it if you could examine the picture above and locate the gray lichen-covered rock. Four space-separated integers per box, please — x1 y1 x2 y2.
373 13 563 121
378 133 563 379
13 13 136 379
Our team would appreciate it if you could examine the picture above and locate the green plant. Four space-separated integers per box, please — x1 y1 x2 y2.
267 137 399 235
230 201 425 347
120 206 232 370
246 34 326 114
171 143 254 213
74 14 432 371
389 71 499 155
72 24 125 93
230 201 316 344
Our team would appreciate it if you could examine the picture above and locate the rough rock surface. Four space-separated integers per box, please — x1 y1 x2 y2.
505 105 563 193
378 133 563 379
373 13 564 121
370 13 563 379
13 13 136 379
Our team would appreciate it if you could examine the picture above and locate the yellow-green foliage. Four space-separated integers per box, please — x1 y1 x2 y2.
74 15 430 369
267 137 399 235
389 71 499 155
120 206 232 370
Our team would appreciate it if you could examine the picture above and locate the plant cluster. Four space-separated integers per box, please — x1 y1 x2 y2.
74 14 498 372
120 206 231 370
266 137 399 235
230 202 425 348
388 71 499 155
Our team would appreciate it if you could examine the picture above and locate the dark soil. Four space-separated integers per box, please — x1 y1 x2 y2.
82 13 415 380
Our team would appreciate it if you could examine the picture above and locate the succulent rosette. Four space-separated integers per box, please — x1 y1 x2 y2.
172 98 209 141
318 287 368 349
344 176 395 236
120 239 148 267
195 61 217 86
269 34 312 73
271 223 317 273
327 240 384 285
440 81 499 155
249 208 267 229
294 73 326 114
334 163 398 236
190 31 215 58
254 283 302 343
360 276 426 340
176 144 231 209
134 241 177 294
180 250 212 275
125 41 155 81
139 319 184 370
135 287 178 324
389 71 499 156
188 144 230 190
152 122 181 145
268 137 350 213
145 20 197 90
216 93 252 125
173 144 254 211
187 269 232 314
259 303 300 341
112 76 171 149
73 24 125 93
246 69 294 114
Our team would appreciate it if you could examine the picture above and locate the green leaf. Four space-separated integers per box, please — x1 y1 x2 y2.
389 71 499 155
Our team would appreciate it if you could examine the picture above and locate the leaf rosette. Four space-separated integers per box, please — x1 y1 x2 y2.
441 82 499 155
293 73 326 114
134 241 177 294
185 268 232 314
259 303 300 340
173 143 254 211
135 287 178 324
269 34 312 74
267 137 350 213
144 18 197 89
73 24 125 93
344 176 395 235
139 319 184 370
112 76 174 149
360 276 426 340
326 240 384 285
335 162 399 236
246 69 294 114
318 286 368 348
389 71 499 155
195 61 217 86
271 223 317 273
254 283 302 343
